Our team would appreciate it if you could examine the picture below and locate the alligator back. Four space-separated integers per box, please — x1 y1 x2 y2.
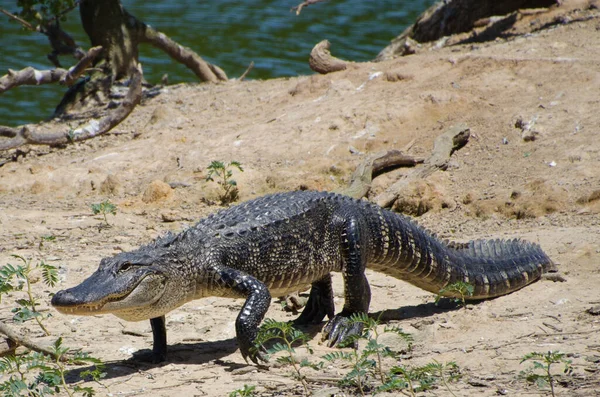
193 191 554 300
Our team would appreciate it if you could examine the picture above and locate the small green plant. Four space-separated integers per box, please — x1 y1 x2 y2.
520 351 572 397
0 337 106 397
0 255 58 335
252 319 322 395
380 360 461 396
229 384 256 397
435 281 474 307
90 200 117 226
323 313 413 396
206 160 244 204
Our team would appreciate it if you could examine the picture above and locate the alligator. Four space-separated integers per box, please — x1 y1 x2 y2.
51 190 556 363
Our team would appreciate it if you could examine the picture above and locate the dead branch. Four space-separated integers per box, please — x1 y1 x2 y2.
140 24 227 83
374 124 470 208
0 8 36 31
0 63 142 151
309 40 348 74
0 320 67 361
340 150 425 199
292 0 329 15
0 46 101 94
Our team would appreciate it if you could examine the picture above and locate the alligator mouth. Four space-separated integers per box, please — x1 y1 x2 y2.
53 274 167 315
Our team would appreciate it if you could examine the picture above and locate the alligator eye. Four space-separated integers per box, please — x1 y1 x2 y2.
118 262 134 273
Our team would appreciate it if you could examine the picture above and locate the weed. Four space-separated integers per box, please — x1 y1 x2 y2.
229 384 256 397
90 200 117 226
0 337 106 397
0 255 58 335
435 281 474 307
252 319 322 395
323 313 413 396
206 160 244 205
520 351 572 397
381 360 461 396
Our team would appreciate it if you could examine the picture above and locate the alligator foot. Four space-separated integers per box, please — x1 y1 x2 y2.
294 275 335 325
321 314 364 348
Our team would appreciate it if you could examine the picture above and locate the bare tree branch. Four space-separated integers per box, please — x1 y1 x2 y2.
140 24 227 82
309 40 348 74
0 46 102 94
0 63 142 151
292 0 329 15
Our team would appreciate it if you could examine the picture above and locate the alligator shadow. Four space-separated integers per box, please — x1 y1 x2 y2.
371 298 482 322
65 300 476 383
64 338 242 383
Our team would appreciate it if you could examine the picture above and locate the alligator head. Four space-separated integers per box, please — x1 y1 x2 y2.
51 247 190 321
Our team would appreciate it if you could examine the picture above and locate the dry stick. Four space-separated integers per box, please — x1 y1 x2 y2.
238 61 255 81
0 320 68 362
0 62 142 151
339 150 425 199
374 123 470 208
0 8 36 31
140 24 227 82
309 40 348 74
292 0 329 15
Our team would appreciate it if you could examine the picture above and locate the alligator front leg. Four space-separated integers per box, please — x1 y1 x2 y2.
215 266 272 364
150 315 167 363
322 217 371 347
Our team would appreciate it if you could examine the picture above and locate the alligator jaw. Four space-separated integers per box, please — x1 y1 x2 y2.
52 274 167 319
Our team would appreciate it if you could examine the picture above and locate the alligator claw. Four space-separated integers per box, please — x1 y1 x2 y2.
322 314 364 348
242 344 268 365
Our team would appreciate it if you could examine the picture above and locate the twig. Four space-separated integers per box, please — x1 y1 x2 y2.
291 0 329 15
238 61 254 81
0 8 36 31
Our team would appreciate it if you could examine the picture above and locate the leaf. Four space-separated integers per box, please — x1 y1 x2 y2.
40 262 59 288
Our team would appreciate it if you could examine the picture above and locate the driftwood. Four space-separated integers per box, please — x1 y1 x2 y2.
0 46 102 94
374 124 470 208
0 63 143 150
0 320 67 361
140 24 227 83
309 40 348 74
340 150 425 199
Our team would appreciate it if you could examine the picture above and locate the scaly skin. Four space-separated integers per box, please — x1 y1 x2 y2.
51 191 556 363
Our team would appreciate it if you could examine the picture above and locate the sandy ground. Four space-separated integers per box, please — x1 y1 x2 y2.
1 1 599 396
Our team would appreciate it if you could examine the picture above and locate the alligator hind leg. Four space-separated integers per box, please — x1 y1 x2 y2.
322 217 371 347
294 274 335 325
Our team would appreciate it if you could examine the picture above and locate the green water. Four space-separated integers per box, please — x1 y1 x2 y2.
0 0 433 126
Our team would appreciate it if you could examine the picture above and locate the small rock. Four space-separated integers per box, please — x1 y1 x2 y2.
586 305 600 315
100 174 121 195
142 180 172 203
522 129 539 141
161 211 183 222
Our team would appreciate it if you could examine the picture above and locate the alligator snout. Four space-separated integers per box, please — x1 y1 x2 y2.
51 288 81 307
